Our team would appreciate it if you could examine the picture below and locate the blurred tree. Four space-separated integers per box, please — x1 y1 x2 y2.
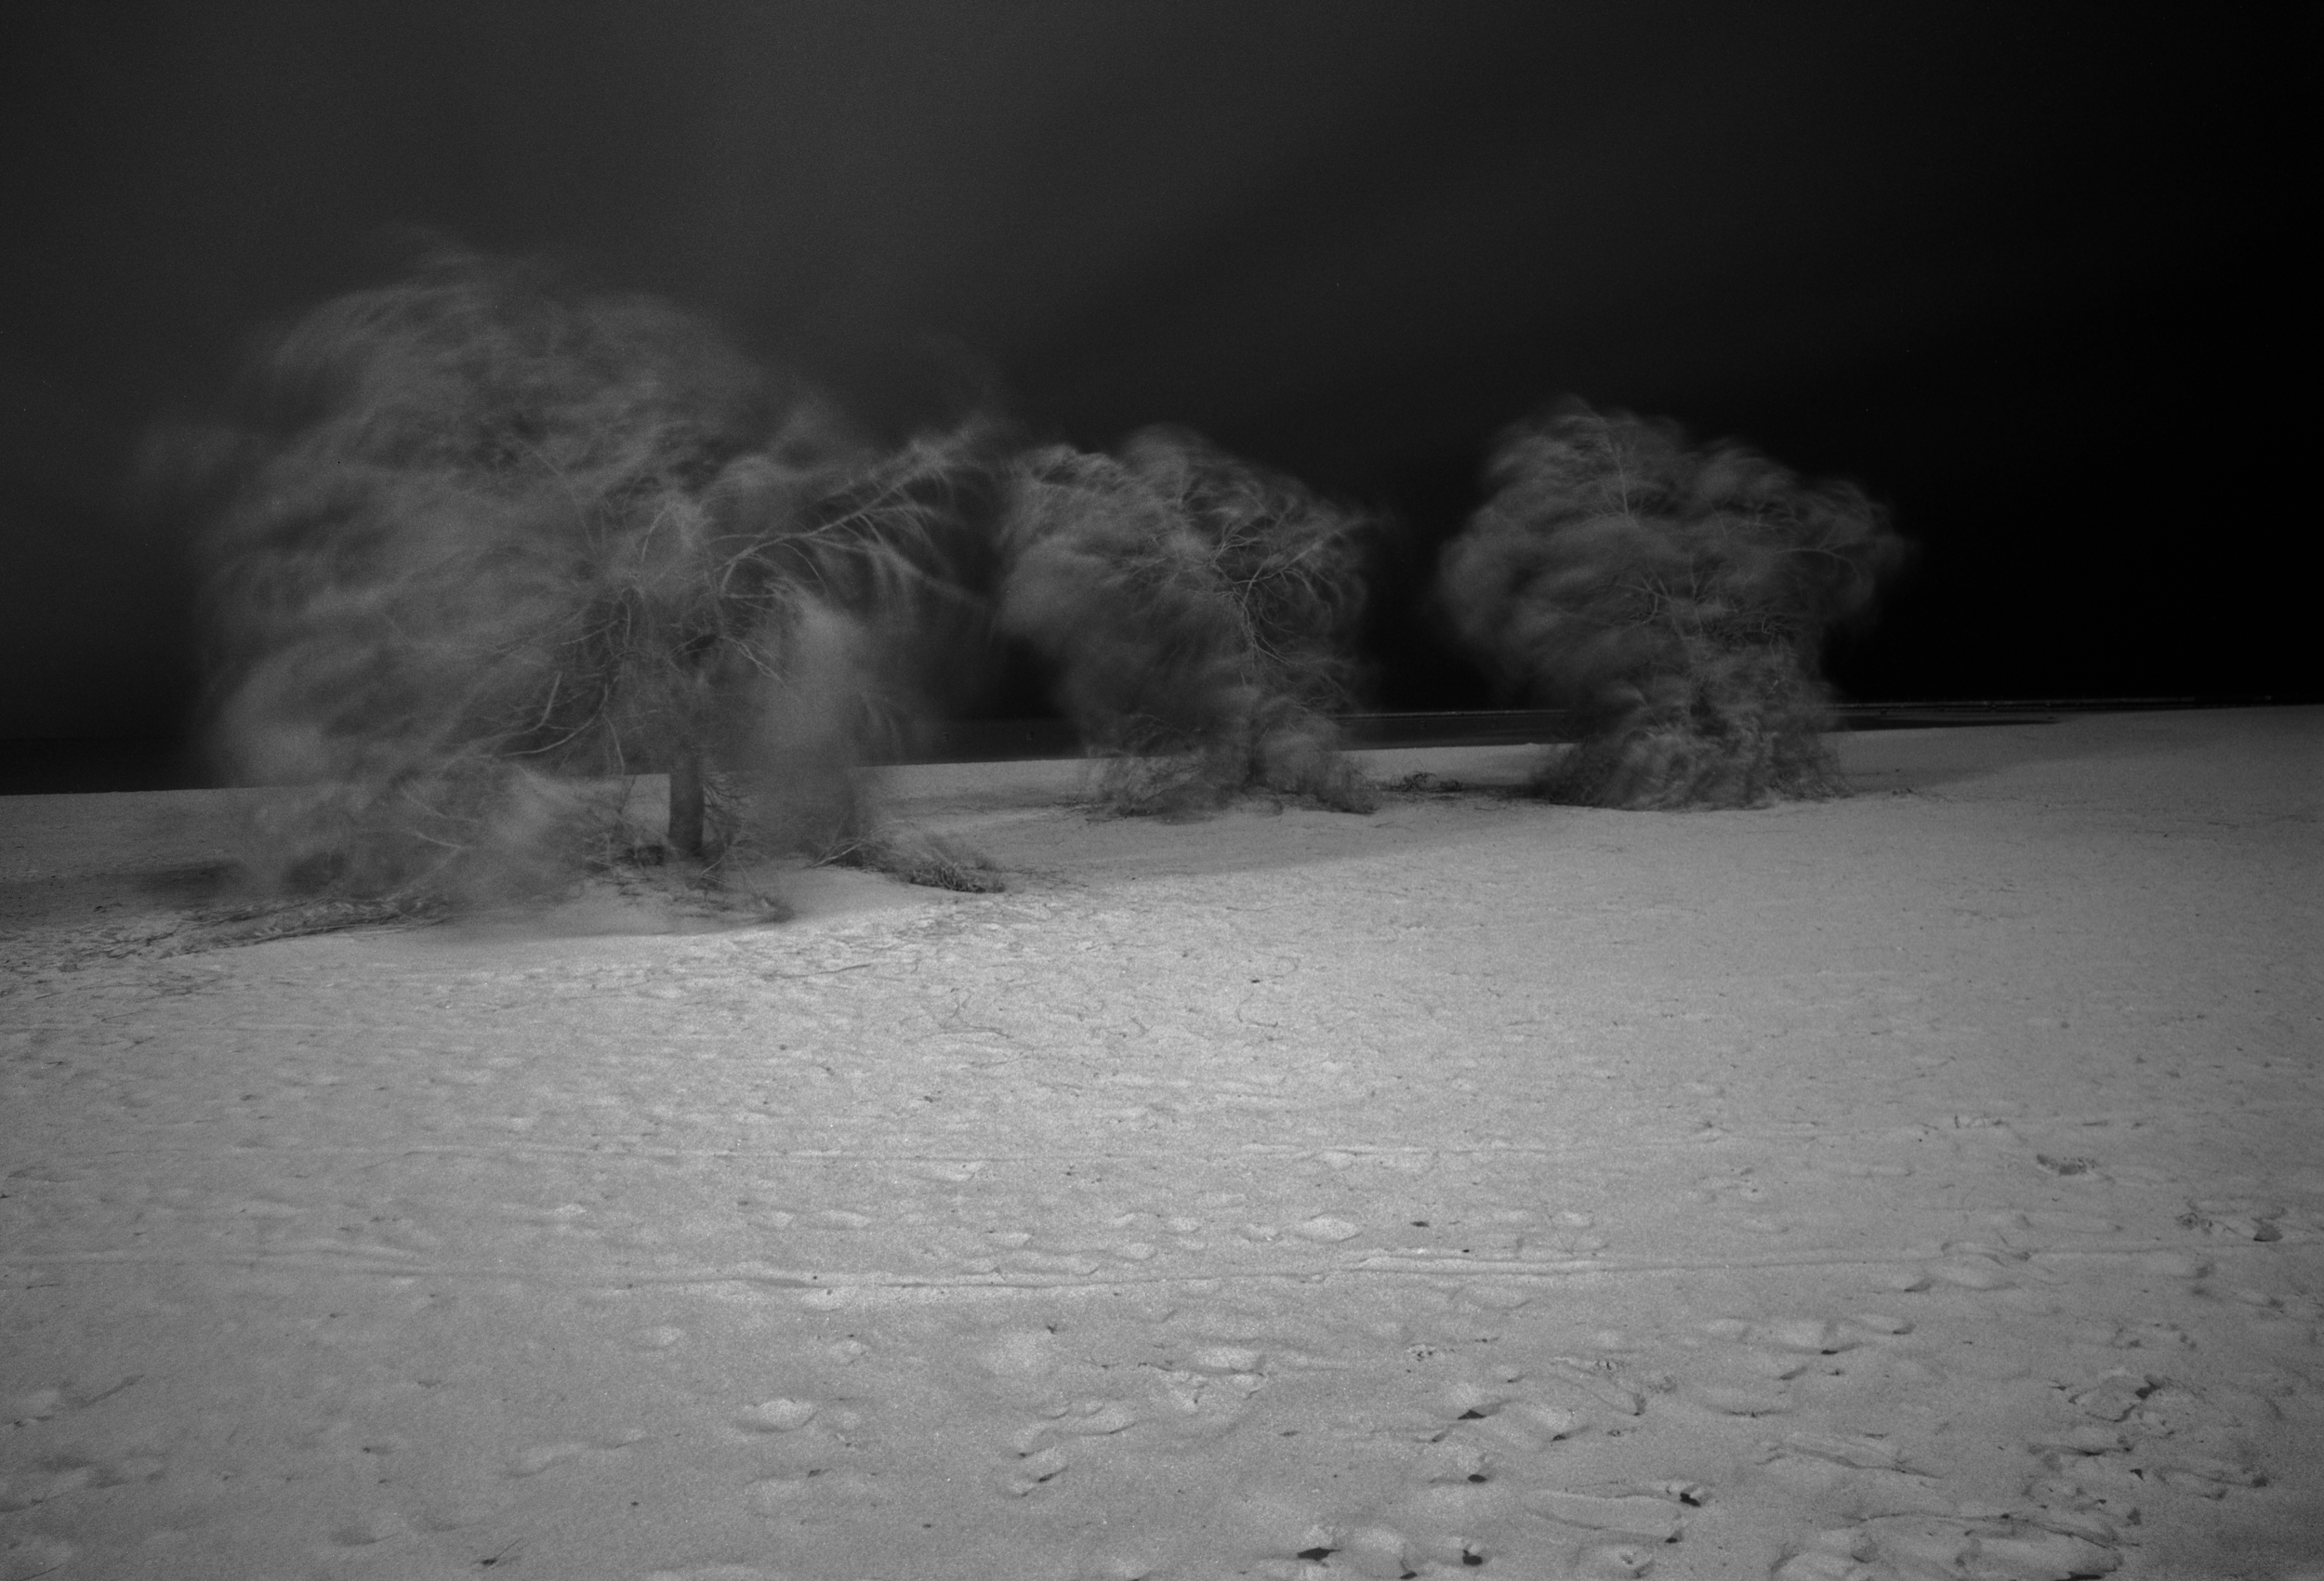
156 251 982 902
998 427 1373 814
1439 401 1908 807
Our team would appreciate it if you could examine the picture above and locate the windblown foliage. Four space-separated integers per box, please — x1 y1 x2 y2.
161 252 984 904
997 428 1373 814
1440 402 1907 808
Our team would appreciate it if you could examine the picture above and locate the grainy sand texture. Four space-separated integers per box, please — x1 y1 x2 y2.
2 708 2317 1580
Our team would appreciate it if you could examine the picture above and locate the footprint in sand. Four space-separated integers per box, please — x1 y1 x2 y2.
1679 1332 1796 1418
1757 1318 1855 1355
1690 1382 1795 1417
1325 1522 1419 1577
1373 1374 1707 1567
505 1441 590 1479
1236 1510 1456 1581
2151 1451 2268 1495
1925 1247 2021 1290
745 1466 879 1516
1000 1397 1145 1495
1413 1438 1495 1484
733 1397 819 1433
1756 1442 1952 1517
2064 1371 2156 1422
1776 1512 2120 1581
1777 1430 1918 1474
1154 1367 1260 1440
505 1429 642 1477
1769 1356 2268 1581
2184 1196 2289 1242
999 1443 1071 1496
1429 1380 1589 1454
1049 1399 1143 1438
1682 1311 1903 1420
1536 1360 1647 1419
1524 1488 1692 1542
2106 1318 2195 1351
1570 1541 1658 1578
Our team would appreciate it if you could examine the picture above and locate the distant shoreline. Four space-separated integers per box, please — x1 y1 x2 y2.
1 696 2304 795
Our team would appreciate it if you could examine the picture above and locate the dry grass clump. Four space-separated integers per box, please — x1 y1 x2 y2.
155 249 985 910
997 427 1374 816
1439 401 1907 808
819 826 1006 893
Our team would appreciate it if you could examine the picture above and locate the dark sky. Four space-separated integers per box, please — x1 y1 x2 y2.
2 2 2307 741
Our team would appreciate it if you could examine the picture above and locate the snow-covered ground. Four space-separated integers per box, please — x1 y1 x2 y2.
2 709 2317 1581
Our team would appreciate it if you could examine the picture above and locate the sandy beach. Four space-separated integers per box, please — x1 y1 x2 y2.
2 707 2317 1580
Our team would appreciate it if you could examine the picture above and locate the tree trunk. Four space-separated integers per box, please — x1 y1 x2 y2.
667 748 706 861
